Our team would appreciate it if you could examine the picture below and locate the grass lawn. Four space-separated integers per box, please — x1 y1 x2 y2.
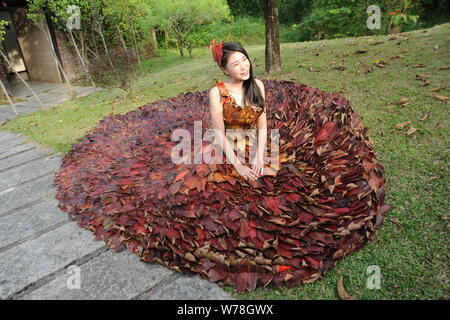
2 23 449 300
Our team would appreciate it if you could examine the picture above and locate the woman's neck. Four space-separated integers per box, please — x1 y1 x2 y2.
224 78 243 90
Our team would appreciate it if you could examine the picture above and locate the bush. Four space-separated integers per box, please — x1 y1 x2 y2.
88 47 139 96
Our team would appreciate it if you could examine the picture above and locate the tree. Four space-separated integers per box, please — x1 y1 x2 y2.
149 0 231 58
264 0 281 73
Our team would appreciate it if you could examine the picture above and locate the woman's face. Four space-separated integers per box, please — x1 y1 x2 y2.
222 51 251 80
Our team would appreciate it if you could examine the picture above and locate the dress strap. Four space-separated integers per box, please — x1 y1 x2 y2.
216 82 229 97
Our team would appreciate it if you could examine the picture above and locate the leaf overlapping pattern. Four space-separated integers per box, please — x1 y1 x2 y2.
55 80 392 293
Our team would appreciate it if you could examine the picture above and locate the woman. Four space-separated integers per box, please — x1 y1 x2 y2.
208 40 279 182
55 39 392 294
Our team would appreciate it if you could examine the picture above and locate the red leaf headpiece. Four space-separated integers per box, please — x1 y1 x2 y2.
210 39 224 68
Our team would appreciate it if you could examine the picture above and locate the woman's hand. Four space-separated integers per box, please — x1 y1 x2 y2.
251 156 264 176
234 163 260 181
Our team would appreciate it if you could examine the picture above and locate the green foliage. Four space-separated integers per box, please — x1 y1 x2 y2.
0 19 10 42
190 16 265 47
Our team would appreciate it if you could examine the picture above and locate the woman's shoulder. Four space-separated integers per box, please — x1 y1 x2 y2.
208 85 222 109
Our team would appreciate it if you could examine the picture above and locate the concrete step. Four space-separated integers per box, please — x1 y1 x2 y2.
0 197 70 250
0 221 106 299
0 174 56 216
0 148 51 172
0 155 60 191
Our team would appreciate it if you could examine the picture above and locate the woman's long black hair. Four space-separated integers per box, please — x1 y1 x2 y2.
220 42 265 112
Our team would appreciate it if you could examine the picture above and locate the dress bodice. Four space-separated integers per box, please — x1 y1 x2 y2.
216 81 263 130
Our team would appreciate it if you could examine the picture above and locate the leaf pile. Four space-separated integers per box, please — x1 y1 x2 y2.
55 80 392 293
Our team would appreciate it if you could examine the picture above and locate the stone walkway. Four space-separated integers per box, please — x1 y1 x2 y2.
0 80 100 123
0 93 234 300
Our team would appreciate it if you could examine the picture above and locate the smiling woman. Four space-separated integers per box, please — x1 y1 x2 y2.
54 76 392 293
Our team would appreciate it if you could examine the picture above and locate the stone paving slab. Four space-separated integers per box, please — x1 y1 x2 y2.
0 131 10 138
0 143 37 160
0 136 27 150
0 155 60 191
0 132 22 144
0 221 106 300
20 250 176 300
0 197 69 249
0 174 55 216
136 275 234 300
0 148 49 172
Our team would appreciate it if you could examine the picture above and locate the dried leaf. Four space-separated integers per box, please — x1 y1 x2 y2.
337 276 357 300
433 94 449 101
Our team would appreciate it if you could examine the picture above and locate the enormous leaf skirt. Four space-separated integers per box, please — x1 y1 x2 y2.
55 80 392 293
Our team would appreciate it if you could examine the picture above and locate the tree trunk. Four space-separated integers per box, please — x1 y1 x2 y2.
116 25 128 51
97 23 114 68
68 29 96 87
264 0 281 73
150 27 158 51
0 79 18 116
130 22 141 67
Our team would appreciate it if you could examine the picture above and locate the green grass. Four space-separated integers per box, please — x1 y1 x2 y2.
2 23 449 300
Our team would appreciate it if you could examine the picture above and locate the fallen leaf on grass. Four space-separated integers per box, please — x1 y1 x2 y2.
442 214 450 220
373 59 388 68
391 55 404 59
332 65 347 71
420 111 430 121
354 49 368 54
419 81 432 87
389 217 403 227
438 66 450 70
429 87 443 92
395 121 412 129
433 45 439 50
397 98 410 107
411 64 426 68
415 74 432 81
433 94 449 101
406 127 417 136
337 277 357 300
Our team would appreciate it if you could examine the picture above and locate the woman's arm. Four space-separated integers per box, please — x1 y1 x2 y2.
209 87 243 168
256 80 267 162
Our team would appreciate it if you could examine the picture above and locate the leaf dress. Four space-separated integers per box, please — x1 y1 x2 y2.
55 79 392 293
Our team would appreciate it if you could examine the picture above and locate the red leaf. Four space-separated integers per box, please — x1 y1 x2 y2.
165 228 181 240
132 223 148 235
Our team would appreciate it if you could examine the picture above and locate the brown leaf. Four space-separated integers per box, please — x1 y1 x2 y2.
420 112 430 121
406 127 417 136
354 49 368 54
397 97 410 106
337 276 357 300
419 81 432 87
395 121 412 130
429 87 443 92
433 94 449 101
415 74 432 81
